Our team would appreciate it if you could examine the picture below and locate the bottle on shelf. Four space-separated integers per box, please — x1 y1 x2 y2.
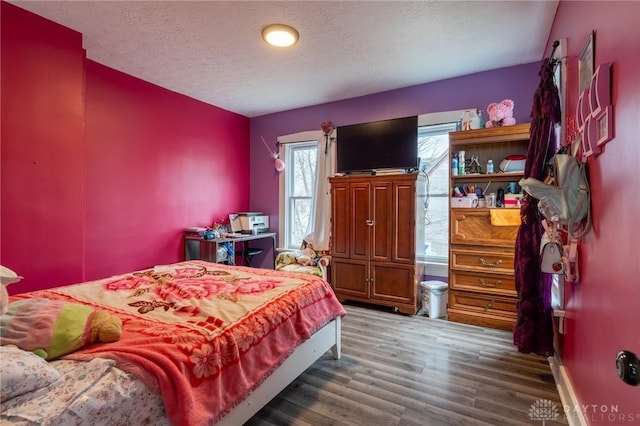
487 192 496 208
496 188 505 208
471 109 483 129
452 153 459 176
458 150 466 175
461 110 474 131
477 110 486 129
486 159 494 174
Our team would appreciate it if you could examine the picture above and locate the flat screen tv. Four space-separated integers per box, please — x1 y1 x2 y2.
336 116 418 174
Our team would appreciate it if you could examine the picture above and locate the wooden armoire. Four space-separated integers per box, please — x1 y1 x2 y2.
329 173 423 314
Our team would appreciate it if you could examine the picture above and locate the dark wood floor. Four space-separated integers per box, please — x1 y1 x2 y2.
246 302 568 426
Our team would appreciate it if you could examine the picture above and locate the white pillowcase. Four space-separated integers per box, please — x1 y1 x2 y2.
0 345 61 401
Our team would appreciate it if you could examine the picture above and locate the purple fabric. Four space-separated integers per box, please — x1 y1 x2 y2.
513 60 561 356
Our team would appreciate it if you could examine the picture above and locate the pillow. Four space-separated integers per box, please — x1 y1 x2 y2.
0 345 61 401
1 298 96 360
0 265 23 286
0 265 23 315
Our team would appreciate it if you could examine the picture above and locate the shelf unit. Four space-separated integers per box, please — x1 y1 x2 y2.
450 123 530 196
447 123 530 330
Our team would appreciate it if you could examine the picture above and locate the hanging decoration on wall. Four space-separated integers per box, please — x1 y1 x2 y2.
260 136 285 172
320 121 334 154
576 62 613 161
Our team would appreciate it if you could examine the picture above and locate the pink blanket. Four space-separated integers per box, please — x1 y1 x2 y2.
11 261 346 425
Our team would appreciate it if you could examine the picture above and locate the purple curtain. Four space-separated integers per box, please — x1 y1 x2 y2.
513 59 561 356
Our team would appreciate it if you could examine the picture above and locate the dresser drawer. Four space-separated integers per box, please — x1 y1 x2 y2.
449 290 516 316
450 249 514 274
450 210 519 247
450 270 516 296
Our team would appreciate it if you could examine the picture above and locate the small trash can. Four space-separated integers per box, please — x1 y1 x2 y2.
419 281 449 319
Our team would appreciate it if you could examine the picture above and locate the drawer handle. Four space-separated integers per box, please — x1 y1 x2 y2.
479 279 502 288
484 300 494 311
479 258 503 267
366 220 374 226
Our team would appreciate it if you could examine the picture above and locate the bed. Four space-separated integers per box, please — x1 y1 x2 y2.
0 260 346 425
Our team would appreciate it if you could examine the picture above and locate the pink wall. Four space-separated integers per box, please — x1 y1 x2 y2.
1 2 250 292
83 61 250 280
1 2 86 289
548 1 640 418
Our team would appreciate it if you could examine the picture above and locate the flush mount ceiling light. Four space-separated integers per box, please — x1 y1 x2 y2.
262 24 299 48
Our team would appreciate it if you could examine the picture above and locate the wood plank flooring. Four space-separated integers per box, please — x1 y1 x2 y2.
246 302 568 426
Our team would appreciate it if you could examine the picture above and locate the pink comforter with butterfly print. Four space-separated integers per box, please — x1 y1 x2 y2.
11 261 346 426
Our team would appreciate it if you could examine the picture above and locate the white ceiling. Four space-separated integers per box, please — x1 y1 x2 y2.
10 1 558 118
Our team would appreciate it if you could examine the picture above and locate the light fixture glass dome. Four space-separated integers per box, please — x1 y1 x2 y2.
262 24 299 48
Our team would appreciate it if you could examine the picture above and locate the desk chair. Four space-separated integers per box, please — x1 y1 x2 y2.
241 247 263 267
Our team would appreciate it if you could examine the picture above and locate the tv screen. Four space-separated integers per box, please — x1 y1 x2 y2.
336 116 418 173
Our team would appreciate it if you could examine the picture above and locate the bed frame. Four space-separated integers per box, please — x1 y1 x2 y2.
218 316 342 425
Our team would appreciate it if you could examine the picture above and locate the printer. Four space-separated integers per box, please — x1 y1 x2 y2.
229 212 269 234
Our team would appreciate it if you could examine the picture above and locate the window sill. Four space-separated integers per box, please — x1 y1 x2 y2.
416 259 448 278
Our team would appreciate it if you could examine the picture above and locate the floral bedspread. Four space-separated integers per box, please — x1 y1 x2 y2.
9 261 346 426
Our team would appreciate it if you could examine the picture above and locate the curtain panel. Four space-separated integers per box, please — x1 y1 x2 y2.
513 59 561 356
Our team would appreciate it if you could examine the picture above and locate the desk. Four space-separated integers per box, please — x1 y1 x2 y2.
184 232 277 268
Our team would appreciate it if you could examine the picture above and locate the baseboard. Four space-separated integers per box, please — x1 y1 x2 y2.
548 354 587 426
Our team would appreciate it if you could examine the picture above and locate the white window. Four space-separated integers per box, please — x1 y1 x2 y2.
417 122 457 264
417 110 467 277
278 131 322 249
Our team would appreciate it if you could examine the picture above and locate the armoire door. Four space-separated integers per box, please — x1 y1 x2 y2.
350 182 371 261
331 258 368 298
393 179 416 263
370 261 416 308
330 181 350 259
370 181 393 262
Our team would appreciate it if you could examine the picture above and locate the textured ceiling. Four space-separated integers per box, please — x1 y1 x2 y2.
10 1 558 118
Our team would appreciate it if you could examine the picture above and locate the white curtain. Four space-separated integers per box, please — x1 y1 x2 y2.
303 129 335 251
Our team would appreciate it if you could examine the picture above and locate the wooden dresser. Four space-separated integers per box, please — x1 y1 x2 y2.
447 124 530 330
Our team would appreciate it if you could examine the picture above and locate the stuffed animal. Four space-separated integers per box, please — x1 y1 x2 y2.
0 299 122 360
90 310 123 344
485 99 516 128
295 246 317 266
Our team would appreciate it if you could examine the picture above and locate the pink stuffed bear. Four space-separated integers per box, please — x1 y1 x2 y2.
486 99 516 128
